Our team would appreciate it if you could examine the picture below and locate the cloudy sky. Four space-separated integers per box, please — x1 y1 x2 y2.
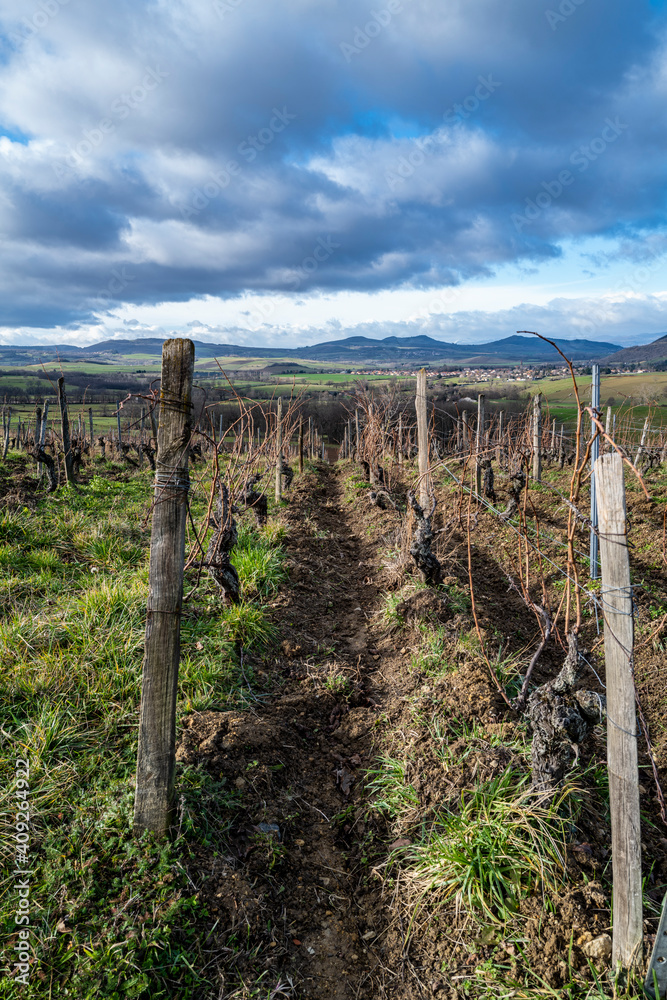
0 0 666 348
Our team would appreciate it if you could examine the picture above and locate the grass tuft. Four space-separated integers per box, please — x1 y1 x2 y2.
397 768 570 923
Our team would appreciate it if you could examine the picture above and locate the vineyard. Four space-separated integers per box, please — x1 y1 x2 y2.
2 337 667 999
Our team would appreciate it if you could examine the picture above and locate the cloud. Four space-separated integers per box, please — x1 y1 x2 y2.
4 290 667 350
0 0 664 336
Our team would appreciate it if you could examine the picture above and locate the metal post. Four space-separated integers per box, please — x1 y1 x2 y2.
590 363 600 580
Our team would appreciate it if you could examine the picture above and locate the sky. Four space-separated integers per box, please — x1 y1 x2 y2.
0 0 666 349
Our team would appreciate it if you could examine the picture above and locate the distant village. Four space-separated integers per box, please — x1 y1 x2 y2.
343 363 648 381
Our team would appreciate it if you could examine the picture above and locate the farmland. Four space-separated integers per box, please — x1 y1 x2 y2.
2 359 667 999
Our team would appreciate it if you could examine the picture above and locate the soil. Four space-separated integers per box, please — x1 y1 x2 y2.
178 460 667 998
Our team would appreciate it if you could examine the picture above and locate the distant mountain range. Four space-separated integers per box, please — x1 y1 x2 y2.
601 333 667 365
0 334 623 367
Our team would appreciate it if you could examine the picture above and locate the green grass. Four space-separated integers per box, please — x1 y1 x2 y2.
380 591 405 626
411 625 452 677
396 768 571 925
0 460 286 998
365 755 419 820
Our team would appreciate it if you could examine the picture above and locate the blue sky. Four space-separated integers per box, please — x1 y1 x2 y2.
0 0 666 348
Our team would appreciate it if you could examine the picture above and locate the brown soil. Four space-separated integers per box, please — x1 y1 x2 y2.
179 460 667 998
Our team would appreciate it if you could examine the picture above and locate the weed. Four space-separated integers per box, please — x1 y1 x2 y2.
325 673 352 697
381 592 404 626
365 755 419 821
234 522 287 598
221 602 277 649
396 768 570 923
411 625 452 677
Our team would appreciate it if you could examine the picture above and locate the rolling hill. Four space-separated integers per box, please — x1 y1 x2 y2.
600 333 667 365
0 333 622 367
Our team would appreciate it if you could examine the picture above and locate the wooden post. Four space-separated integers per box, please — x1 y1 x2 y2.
149 406 159 457
461 410 469 456
134 339 195 836
37 400 49 478
532 393 542 483
139 409 146 467
475 393 485 495
88 407 94 453
116 409 123 454
298 418 304 473
2 407 10 460
634 416 650 467
57 378 75 483
275 397 282 503
496 410 504 463
355 409 360 459
416 368 429 508
595 452 642 969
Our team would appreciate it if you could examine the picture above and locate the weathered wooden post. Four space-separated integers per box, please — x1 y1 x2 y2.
397 413 403 465
57 378 75 483
355 409 360 459
532 393 542 483
139 408 146 467
275 397 283 503
116 409 123 454
496 410 504 464
88 407 94 455
475 393 485 495
134 339 195 836
595 451 642 970
2 407 10 460
298 418 304 473
461 410 470 456
33 406 41 458
551 417 557 459
416 368 430 508
634 416 650 467
37 400 49 478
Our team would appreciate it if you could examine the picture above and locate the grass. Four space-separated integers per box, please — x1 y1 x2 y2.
396 768 571 924
365 755 419 821
380 591 404 626
410 624 454 677
0 459 287 998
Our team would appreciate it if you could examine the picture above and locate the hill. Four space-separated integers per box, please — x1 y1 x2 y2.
600 333 667 365
0 333 621 367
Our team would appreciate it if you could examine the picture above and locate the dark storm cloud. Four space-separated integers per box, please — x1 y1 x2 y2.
0 0 665 329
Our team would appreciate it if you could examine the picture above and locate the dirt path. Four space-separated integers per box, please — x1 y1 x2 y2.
178 463 408 999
